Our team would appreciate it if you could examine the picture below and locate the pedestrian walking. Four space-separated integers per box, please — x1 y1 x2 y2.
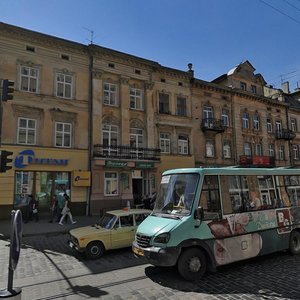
49 195 59 223
27 194 39 222
59 194 76 225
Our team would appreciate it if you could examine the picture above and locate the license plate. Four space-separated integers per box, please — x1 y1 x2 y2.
133 246 144 257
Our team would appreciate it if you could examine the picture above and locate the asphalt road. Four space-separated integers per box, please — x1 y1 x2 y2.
0 234 300 300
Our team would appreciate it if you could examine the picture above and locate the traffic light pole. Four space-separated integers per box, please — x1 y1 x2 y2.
0 85 2 147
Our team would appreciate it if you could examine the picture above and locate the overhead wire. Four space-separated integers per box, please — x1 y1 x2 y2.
282 0 300 12
259 0 300 24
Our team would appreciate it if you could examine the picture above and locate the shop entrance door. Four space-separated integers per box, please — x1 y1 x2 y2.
132 178 142 206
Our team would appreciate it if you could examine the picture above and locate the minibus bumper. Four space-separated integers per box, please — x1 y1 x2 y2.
132 241 180 266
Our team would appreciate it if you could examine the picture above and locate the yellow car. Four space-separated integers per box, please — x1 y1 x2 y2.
68 208 151 259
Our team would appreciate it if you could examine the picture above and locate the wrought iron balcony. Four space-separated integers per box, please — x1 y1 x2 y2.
201 118 226 133
275 129 296 140
93 144 161 161
239 155 275 167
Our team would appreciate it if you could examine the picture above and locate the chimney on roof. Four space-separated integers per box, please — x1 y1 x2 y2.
281 81 290 94
187 63 194 78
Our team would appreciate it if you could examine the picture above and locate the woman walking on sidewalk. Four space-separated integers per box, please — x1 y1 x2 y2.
59 194 76 225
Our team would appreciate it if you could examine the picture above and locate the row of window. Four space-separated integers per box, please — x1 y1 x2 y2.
18 116 300 160
18 118 71 147
200 174 300 219
21 66 189 115
242 112 298 133
240 81 257 93
204 140 300 160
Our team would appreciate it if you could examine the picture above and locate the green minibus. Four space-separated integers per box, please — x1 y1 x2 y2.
132 167 300 280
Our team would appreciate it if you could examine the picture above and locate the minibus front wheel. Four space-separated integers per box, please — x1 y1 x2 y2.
289 230 300 255
177 247 207 281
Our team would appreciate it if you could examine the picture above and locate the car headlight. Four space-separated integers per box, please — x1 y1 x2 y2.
154 232 170 244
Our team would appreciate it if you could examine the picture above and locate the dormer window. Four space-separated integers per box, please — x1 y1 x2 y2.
240 82 247 91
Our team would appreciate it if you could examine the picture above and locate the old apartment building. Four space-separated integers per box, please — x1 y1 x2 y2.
0 22 299 219
0 23 90 218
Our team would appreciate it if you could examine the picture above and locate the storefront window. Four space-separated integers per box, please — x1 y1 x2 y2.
15 171 70 211
105 172 118 196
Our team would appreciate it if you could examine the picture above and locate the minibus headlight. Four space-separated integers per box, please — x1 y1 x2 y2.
154 232 170 244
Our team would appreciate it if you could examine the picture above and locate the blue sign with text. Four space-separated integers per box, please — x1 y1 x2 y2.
14 150 68 168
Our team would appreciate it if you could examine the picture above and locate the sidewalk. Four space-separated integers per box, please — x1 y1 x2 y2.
0 214 99 240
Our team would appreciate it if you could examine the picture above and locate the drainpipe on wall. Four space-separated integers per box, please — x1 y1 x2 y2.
230 88 238 165
86 45 94 216
285 105 293 167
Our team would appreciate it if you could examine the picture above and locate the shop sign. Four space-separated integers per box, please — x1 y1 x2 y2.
15 149 68 169
73 171 91 186
135 162 154 169
106 160 128 168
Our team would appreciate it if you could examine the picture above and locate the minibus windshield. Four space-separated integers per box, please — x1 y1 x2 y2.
153 173 199 217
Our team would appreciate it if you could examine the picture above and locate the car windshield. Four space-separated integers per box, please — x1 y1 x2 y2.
98 213 117 229
153 173 199 218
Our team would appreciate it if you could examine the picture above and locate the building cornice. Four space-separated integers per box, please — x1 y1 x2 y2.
0 22 87 55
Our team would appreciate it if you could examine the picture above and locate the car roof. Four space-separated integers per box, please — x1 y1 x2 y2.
105 208 151 217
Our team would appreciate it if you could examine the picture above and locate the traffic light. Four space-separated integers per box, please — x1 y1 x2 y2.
0 150 13 173
2 79 14 101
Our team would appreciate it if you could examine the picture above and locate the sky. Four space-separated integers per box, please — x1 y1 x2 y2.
1 0 300 90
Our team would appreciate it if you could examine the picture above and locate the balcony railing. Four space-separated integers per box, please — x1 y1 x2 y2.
201 118 226 133
93 144 161 161
239 155 275 167
275 129 296 140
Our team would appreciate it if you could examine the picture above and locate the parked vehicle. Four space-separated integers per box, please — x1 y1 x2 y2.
69 208 151 259
132 166 300 281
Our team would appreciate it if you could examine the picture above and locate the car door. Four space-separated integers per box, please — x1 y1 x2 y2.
111 214 135 249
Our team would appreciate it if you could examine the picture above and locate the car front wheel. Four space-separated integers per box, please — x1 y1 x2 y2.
85 241 105 259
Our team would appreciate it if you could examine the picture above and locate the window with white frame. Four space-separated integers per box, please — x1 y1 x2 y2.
176 96 187 116
160 133 170 154
130 128 143 148
104 83 118 106
279 145 285 160
244 142 252 156
203 106 213 128
255 143 263 156
130 88 144 110
17 117 36 145
102 124 118 148
253 113 260 130
267 119 273 133
223 140 231 158
275 120 282 132
291 118 297 132
242 112 249 129
178 135 188 155
20 66 39 93
269 144 275 157
206 140 215 157
158 93 169 114
55 122 72 148
221 109 229 127
293 145 299 160
104 172 118 195
56 73 73 99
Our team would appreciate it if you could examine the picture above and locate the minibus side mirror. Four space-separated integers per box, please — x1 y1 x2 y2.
194 206 204 220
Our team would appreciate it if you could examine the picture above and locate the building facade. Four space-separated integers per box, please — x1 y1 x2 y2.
0 23 90 219
1 23 300 219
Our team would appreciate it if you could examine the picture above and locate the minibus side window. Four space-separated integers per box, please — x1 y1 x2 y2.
283 175 300 207
199 175 221 220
